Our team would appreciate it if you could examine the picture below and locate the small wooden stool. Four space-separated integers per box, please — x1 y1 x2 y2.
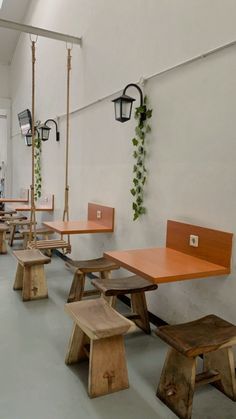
0 224 8 254
65 298 133 397
91 275 157 334
6 217 29 246
156 314 236 419
13 249 51 301
66 257 120 303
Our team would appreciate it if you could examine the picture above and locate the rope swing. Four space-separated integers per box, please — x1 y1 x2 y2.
29 36 38 244
28 40 72 254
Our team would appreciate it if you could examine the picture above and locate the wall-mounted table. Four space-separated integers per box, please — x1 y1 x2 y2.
43 202 115 234
104 220 232 284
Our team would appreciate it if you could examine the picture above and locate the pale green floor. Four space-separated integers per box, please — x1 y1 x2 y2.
0 247 236 419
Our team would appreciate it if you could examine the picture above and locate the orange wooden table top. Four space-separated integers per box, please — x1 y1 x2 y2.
12 205 54 212
0 198 28 203
43 220 113 234
43 203 115 235
104 247 229 284
104 220 232 284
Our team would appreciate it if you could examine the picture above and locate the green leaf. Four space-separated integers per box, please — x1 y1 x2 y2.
133 165 138 173
130 188 136 196
133 178 139 186
137 195 143 205
146 109 152 118
142 176 146 185
133 212 139 221
133 150 138 159
132 202 137 211
145 124 151 133
132 138 138 146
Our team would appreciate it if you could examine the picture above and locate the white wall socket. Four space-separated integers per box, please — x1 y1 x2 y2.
96 210 102 219
189 234 199 247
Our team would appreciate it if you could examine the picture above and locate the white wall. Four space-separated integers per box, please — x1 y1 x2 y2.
0 63 9 98
10 0 236 324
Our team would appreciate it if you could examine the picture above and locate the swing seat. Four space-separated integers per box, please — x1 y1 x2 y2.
28 238 71 254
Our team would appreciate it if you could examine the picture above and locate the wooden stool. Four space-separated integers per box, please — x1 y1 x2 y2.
91 275 157 334
65 298 133 397
0 224 8 254
6 217 30 246
66 257 120 303
13 249 51 301
156 314 236 419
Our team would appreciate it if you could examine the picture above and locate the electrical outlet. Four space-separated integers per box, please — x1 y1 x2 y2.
189 234 199 247
96 210 102 219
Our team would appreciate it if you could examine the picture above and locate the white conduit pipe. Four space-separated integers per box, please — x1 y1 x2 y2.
11 37 236 137
57 38 236 121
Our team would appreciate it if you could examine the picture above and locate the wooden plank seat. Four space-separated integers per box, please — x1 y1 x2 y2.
65 298 134 397
28 239 71 253
91 275 158 334
156 315 236 419
65 257 120 303
0 209 17 216
13 249 51 301
0 224 8 254
18 227 54 249
6 219 32 246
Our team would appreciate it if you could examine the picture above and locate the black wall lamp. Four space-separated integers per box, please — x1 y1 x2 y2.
38 119 60 142
112 83 146 123
25 127 39 147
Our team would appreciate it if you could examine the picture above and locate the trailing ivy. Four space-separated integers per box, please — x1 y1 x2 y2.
34 138 42 201
130 96 152 221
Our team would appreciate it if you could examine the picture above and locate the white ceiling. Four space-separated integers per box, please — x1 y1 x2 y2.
0 0 32 65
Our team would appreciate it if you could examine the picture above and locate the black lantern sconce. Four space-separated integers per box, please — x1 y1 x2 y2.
38 119 60 142
112 83 145 123
25 127 40 147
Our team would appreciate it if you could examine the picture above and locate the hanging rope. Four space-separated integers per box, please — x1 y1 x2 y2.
29 37 37 243
62 45 72 248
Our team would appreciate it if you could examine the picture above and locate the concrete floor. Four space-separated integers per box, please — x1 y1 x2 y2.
0 249 236 419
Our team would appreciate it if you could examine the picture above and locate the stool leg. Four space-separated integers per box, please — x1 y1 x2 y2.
65 323 88 364
131 291 150 334
67 271 85 303
23 233 28 249
89 335 129 398
204 347 236 401
8 224 16 246
157 348 196 419
100 270 116 307
0 231 7 254
22 265 48 301
13 263 24 290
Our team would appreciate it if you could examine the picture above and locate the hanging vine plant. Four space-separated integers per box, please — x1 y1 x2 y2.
130 96 152 221
34 138 42 201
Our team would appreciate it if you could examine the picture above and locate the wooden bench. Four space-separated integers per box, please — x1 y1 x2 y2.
0 224 8 254
91 275 158 334
65 298 133 397
6 218 30 246
28 239 71 253
65 257 120 303
19 227 54 249
0 209 17 216
156 315 236 419
13 249 51 301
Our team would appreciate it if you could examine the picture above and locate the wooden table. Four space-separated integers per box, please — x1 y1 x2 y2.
43 203 115 234
0 189 29 203
104 220 233 284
